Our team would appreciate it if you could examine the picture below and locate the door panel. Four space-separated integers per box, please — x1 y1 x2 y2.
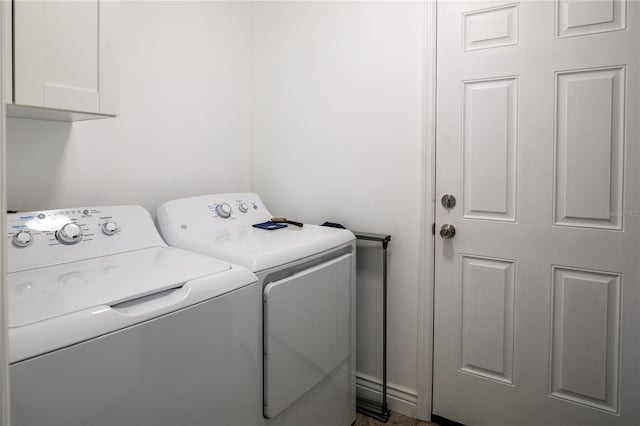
460 255 515 385
14 0 100 112
433 1 639 425
463 4 519 51
550 266 621 413
556 0 626 37
554 66 625 229
462 77 518 221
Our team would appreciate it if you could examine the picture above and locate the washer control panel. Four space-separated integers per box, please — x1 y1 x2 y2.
7 206 165 273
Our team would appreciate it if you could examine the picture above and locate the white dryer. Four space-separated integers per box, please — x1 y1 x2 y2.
7 205 261 426
157 193 356 426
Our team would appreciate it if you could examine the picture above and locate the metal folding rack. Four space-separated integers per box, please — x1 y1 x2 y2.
354 231 392 423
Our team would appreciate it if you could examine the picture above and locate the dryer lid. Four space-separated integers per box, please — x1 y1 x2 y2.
7 246 233 328
180 224 355 272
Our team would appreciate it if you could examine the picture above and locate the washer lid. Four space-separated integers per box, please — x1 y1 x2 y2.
179 224 355 272
7 246 233 328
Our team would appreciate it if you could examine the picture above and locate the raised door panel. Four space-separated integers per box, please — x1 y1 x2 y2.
463 3 519 51
557 0 626 38
462 77 518 222
554 67 624 230
460 256 515 384
551 267 621 413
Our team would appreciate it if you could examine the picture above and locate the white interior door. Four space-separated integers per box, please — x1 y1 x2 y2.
433 1 639 425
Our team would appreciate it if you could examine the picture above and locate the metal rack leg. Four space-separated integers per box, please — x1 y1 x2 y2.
355 232 391 423
381 241 389 417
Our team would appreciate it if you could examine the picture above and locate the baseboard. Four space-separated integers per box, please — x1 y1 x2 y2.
355 372 417 419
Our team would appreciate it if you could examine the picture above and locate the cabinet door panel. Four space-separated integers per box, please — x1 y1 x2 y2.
99 0 119 115
3 0 12 103
14 0 101 113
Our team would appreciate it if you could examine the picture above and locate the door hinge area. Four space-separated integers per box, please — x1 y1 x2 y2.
432 223 436 236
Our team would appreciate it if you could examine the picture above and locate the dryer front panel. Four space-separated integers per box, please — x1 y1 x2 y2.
263 253 353 419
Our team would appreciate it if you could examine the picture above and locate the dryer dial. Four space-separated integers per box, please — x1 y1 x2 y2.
217 203 232 218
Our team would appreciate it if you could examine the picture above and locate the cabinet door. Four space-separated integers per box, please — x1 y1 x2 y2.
13 0 118 115
3 0 12 104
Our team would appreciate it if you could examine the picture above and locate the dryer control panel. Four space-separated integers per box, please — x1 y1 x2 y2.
157 193 275 244
7 206 165 273
205 195 270 224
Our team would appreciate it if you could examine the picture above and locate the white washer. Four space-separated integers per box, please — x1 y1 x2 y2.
7 205 261 426
157 193 356 426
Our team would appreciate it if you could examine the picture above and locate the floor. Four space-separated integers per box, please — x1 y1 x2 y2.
355 412 439 426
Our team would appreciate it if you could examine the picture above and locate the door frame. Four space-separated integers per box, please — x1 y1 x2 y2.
416 0 437 421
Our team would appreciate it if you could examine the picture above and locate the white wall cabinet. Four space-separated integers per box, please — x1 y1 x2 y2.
5 0 119 121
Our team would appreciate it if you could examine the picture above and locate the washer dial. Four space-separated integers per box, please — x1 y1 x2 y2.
238 202 249 213
102 221 118 236
12 231 33 248
56 223 83 245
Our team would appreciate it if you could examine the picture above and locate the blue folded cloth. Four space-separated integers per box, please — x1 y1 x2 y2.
253 221 288 230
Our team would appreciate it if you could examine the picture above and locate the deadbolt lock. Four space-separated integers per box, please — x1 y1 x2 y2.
441 194 456 209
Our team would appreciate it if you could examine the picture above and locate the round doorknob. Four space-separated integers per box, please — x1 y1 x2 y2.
440 224 456 239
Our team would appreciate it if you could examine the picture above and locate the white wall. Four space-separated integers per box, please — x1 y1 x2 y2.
7 1 252 213
251 1 427 415
7 0 430 416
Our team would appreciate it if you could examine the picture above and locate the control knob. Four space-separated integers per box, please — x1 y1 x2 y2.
12 231 33 248
102 221 118 236
238 202 249 213
56 223 82 245
217 203 232 218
